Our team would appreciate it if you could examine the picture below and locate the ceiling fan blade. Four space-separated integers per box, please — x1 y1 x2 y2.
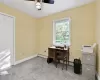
26 0 54 4
43 0 54 4
26 0 42 2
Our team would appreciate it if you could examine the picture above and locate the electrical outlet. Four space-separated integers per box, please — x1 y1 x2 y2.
22 53 24 55
44 50 46 52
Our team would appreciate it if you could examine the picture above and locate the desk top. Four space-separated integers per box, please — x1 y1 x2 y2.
49 46 68 50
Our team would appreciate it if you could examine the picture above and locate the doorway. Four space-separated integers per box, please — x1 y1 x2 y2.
0 12 15 71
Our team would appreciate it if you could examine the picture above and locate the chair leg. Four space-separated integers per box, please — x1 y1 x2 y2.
58 60 60 63
55 60 58 68
62 60 64 70
66 59 68 70
68 54 69 65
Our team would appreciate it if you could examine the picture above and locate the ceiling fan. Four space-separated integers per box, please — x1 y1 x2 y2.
26 0 54 10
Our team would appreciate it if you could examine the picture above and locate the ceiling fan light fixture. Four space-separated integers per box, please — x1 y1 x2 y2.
36 2 41 10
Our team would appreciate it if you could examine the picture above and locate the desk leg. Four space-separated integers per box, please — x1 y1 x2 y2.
67 53 69 65
66 56 68 70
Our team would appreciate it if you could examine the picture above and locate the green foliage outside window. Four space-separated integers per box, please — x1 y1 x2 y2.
55 20 70 45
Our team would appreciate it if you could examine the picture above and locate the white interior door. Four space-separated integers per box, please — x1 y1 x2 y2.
0 13 15 68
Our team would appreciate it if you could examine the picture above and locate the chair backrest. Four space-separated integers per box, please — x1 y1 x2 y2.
67 47 70 53
55 49 66 59
55 46 70 59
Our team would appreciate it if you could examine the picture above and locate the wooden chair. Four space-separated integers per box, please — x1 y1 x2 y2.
55 48 68 70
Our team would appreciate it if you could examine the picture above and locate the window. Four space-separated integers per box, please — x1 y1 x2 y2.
53 18 70 46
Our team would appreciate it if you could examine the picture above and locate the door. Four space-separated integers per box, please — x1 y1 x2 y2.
0 12 15 71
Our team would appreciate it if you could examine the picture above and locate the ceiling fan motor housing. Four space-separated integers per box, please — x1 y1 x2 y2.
38 8 41 10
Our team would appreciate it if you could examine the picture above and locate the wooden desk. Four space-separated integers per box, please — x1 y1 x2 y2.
48 47 69 63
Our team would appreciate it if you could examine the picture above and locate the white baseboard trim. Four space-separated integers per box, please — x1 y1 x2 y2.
37 54 48 58
14 54 38 65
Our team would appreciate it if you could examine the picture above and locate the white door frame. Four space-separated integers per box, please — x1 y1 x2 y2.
0 12 15 65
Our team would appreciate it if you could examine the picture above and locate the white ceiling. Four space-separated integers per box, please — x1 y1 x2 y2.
0 0 95 18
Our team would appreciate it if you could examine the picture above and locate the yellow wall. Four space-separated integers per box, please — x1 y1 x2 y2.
37 2 96 61
96 0 100 75
0 3 37 61
0 2 96 63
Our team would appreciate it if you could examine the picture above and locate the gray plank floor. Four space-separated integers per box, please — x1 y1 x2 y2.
1 57 88 80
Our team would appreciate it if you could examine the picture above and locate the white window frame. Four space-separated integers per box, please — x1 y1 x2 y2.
53 18 71 46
